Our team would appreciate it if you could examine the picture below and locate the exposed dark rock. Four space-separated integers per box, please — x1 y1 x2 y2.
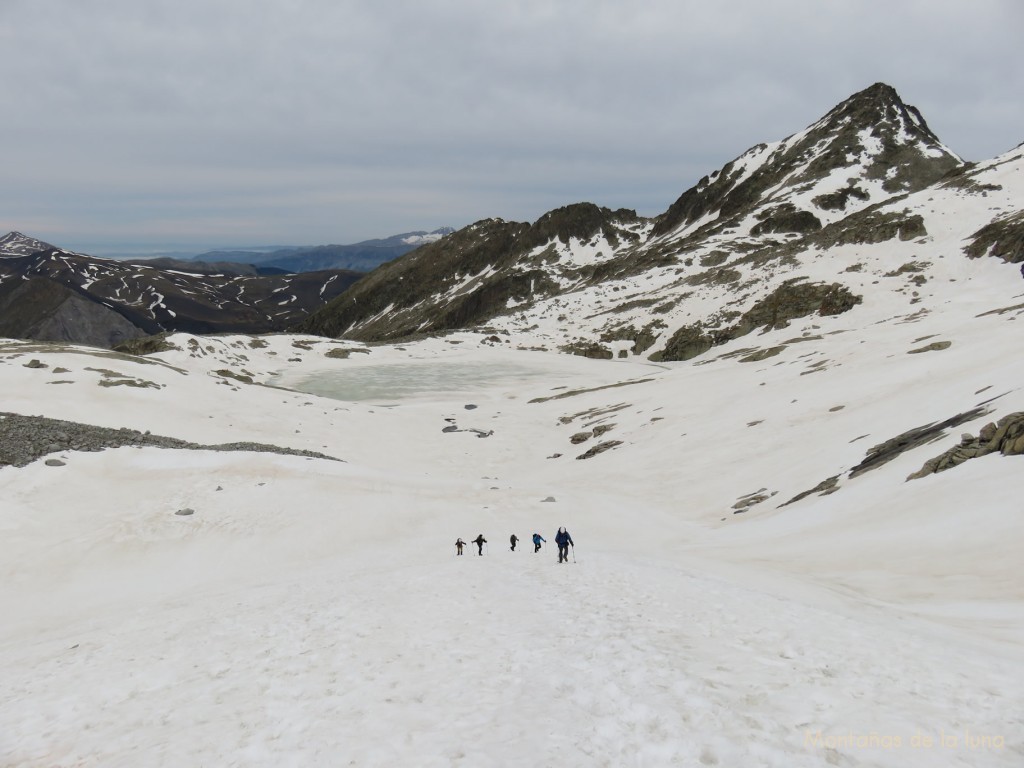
939 163 1004 195
650 324 716 363
907 341 951 354
848 407 989 479
908 412 1024 479
781 475 840 507
520 203 642 251
732 488 775 513
0 412 341 469
112 333 178 356
964 210 1024 263
812 185 871 211
750 204 822 236
700 251 729 267
738 346 785 362
684 267 742 287
560 341 613 360
98 377 160 389
599 322 664 356
214 369 254 384
653 280 861 362
814 207 927 248
976 302 1024 318
0 277 147 348
575 440 623 460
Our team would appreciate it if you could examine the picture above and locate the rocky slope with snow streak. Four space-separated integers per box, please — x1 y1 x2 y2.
298 83 1021 368
0 238 363 346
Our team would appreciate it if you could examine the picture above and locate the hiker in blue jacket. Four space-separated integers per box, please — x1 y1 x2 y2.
555 527 573 563
532 532 545 553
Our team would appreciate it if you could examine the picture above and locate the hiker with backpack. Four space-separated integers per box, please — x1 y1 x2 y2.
510 534 519 552
532 532 546 553
455 538 466 556
555 527 574 563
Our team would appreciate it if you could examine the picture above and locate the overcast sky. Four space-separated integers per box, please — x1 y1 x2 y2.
1 0 1021 255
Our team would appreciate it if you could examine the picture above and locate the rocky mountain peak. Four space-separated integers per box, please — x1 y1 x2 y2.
652 83 962 239
0 231 56 258
810 81 952 161
522 203 643 250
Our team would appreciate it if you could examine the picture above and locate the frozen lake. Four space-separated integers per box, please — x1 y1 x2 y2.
279 360 583 404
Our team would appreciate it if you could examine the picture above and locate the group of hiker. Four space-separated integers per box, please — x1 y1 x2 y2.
455 528 575 563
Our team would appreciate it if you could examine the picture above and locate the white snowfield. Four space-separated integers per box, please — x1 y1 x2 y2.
2 251 1023 766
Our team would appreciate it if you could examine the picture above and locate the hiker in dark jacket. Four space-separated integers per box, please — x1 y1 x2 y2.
472 534 487 556
455 538 466 556
532 533 546 553
510 534 519 552
555 527 574 563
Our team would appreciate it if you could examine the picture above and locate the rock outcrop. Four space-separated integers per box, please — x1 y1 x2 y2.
907 412 1024 479
0 412 340 469
848 407 990 478
0 278 146 348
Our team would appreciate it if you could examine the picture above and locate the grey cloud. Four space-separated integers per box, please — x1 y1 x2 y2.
1 0 1021 250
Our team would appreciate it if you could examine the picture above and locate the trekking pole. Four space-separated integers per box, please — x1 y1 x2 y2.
571 544 576 563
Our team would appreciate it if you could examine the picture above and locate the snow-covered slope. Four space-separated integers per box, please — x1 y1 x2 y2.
2 285 1022 765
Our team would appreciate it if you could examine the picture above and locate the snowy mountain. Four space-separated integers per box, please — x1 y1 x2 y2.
0 230 58 258
1 83 1022 766
297 83 999 359
0 241 364 346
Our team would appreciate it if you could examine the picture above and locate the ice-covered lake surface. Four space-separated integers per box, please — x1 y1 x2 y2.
278 358 640 404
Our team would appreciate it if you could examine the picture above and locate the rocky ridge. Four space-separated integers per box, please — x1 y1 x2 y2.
0 411 340 469
0 244 364 347
908 412 1024 479
297 83 1003 364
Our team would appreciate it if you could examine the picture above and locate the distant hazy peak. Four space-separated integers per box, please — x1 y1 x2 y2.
400 228 455 246
0 231 57 258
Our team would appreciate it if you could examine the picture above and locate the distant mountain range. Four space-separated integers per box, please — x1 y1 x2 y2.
186 228 455 274
0 227 454 348
0 232 364 347
296 83 1023 361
